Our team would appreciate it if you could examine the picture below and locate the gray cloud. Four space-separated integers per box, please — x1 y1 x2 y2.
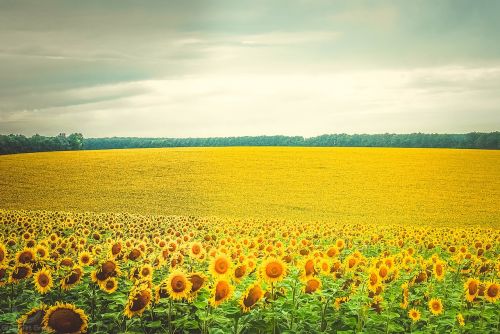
0 0 499 136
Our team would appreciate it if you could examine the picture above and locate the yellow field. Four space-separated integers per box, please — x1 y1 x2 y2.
0 147 499 226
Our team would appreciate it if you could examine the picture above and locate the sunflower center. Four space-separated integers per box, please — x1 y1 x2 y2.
266 262 283 278
189 275 204 293
130 291 151 312
171 276 186 292
48 308 84 333
215 259 228 274
215 282 229 301
487 284 498 297
468 281 478 295
38 274 49 287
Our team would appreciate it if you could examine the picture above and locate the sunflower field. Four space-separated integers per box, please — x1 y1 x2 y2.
0 209 498 333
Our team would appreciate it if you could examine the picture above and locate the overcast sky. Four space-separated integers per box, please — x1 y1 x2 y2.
1 0 500 137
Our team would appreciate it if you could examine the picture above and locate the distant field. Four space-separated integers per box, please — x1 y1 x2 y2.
0 147 499 226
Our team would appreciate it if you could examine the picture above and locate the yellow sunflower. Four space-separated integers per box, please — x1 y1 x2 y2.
303 277 322 294
62 266 84 290
33 268 53 294
240 282 264 312
166 269 192 300
428 298 443 315
408 308 421 322
124 283 152 318
484 282 499 303
211 279 234 307
43 303 88 334
102 277 118 294
259 257 287 283
0 242 7 264
209 254 232 278
464 278 480 302
18 304 47 334
10 264 32 283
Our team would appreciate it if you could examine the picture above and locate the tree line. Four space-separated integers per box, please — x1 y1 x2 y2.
0 133 84 155
0 132 498 155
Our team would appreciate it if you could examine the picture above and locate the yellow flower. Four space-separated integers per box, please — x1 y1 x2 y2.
428 298 443 315
33 268 53 294
209 253 232 278
259 257 287 283
211 279 234 307
240 282 264 312
166 269 192 300
43 302 88 334
408 308 420 322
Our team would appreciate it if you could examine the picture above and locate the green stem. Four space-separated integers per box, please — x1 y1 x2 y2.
168 298 173 334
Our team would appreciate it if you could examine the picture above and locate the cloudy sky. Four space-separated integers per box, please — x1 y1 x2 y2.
1 0 499 137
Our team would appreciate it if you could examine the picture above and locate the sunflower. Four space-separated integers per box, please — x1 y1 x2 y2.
33 268 53 294
166 269 192 300
78 252 92 266
368 269 381 293
300 257 317 278
456 313 465 327
433 261 445 281
102 277 118 294
16 248 35 264
464 278 480 302
124 283 152 318
428 298 443 315
62 266 84 290
233 264 247 282
209 254 232 278
10 264 32 283
408 308 421 322
17 304 47 334
187 272 207 300
0 243 7 264
483 282 499 303
35 245 49 260
211 279 234 307
259 257 287 283
240 282 264 312
189 241 204 259
43 303 88 334
303 277 322 294
139 264 154 280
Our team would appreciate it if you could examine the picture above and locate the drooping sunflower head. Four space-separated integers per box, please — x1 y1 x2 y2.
464 278 480 302
240 282 264 312
303 277 322 294
62 266 84 291
166 269 192 300
428 298 443 315
433 261 445 281
17 304 47 334
10 264 32 283
260 257 287 283
124 284 152 318
43 303 88 334
209 254 232 278
16 248 35 264
34 268 53 294
211 279 234 307
188 272 207 295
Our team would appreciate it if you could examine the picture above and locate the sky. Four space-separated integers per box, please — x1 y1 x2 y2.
1 0 500 137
